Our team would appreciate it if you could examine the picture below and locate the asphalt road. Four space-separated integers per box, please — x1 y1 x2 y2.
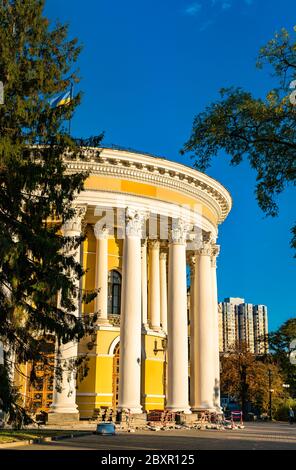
6 422 296 450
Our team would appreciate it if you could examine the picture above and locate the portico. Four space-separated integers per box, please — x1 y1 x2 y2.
32 146 232 421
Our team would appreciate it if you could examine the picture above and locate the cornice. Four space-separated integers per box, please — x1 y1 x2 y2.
64 147 232 224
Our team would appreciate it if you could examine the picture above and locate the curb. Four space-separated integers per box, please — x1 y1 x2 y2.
0 431 93 449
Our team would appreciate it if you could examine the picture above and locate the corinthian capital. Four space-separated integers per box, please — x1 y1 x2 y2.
198 241 220 261
169 218 190 244
93 223 109 240
125 208 147 238
188 253 196 269
211 244 220 267
149 239 160 250
62 205 87 235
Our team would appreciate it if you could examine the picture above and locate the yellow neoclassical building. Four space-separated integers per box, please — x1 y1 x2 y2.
17 146 232 422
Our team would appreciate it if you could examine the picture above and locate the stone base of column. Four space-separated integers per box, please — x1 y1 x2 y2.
191 407 218 414
150 326 162 333
117 406 143 414
215 406 223 415
130 413 147 426
166 406 191 414
47 412 80 425
141 323 150 332
176 412 199 426
116 411 147 427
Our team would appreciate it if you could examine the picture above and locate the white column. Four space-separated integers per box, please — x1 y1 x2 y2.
141 240 148 328
93 224 109 325
148 240 161 331
166 219 191 413
189 255 196 409
192 238 216 411
118 208 145 414
50 205 86 418
159 251 168 333
211 244 221 411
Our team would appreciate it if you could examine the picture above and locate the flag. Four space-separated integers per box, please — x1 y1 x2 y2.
49 90 72 108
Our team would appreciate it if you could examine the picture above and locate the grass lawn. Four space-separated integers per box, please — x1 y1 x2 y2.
0 429 86 444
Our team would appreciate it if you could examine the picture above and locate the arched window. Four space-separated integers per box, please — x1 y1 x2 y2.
108 270 122 315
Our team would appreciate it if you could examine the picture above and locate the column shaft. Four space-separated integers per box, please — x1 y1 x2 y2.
141 240 148 328
192 243 215 411
159 252 168 333
148 241 161 331
94 225 109 324
189 256 196 409
211 248 221 411
118 210 144 414
166 221 190 413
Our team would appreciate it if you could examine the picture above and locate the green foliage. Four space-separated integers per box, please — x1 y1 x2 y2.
273 397 296 421
0 365 33 428
268 318 296 397
0 1 102 424
181 27 296 254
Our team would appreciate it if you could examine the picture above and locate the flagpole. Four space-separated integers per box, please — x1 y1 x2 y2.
68 82 73 135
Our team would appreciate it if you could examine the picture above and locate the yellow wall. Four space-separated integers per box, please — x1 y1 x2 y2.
77 331 166 417
77 329 120 418
82 226 122 315
84 175 218 225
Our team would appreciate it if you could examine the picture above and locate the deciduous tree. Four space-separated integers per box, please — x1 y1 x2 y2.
181 28 296 253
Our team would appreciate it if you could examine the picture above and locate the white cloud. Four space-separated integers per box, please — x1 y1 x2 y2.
199 19 215 32
184 3 202 16
211 0 254 7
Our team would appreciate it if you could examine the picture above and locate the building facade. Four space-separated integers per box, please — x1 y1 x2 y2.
253 304 269 354
219 297 269 354
15 147 232 421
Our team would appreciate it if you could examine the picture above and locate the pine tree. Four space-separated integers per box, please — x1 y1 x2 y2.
0 0 100 423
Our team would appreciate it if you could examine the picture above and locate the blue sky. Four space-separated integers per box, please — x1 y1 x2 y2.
45 0 295 331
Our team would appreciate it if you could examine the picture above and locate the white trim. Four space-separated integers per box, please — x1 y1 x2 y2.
65 147 232 223
144 402 165 406
78 353 114 358
145 330 166 339
78 190 217 237
108 335 120 356
144 357 165 362
142 394 165 398
77 402 112 406
97 325 120 332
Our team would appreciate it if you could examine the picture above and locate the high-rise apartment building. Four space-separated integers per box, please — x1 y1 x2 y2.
253 304 269 354
219 297 268 354
237 303 255 353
